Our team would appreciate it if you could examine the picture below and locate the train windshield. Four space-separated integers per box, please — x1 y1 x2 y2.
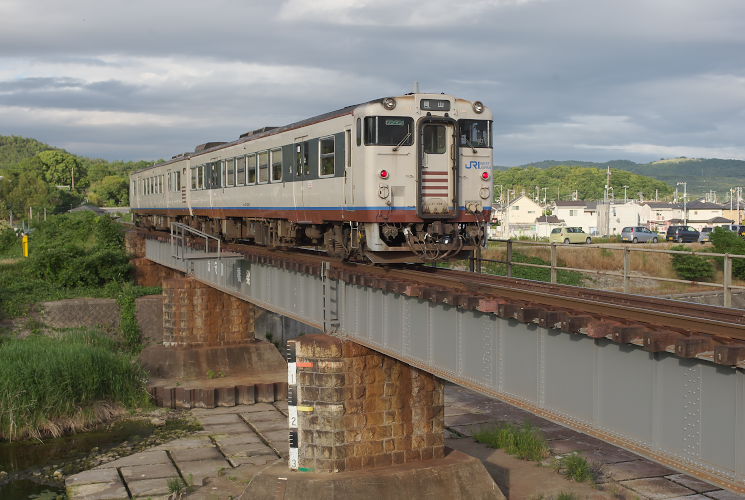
364 116 414 146
458 120 492 148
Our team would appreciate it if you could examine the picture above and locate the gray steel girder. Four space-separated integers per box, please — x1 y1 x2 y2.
145 239 745 489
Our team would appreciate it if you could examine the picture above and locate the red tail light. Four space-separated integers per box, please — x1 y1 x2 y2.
379 169 389 179
481 171 490 181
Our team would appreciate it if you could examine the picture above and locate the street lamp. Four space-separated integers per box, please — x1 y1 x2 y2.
677 182 687 225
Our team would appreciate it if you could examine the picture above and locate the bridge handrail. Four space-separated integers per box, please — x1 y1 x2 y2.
471 239 745 308
170 222 221 260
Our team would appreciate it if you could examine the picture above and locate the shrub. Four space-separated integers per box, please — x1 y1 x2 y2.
553 453 596 482
473 422 550 461
481 251 584 286
0 329 149 440
710 227 745 279
670 245 714 282
0 228 21 258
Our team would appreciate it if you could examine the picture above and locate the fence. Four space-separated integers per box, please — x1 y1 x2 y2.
469 240 745 308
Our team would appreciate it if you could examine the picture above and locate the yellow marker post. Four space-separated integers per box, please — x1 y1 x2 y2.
22 234 29 257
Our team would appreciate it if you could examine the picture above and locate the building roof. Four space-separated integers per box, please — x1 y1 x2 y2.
708 216 734 223
535 215 564 223
643 201 682 209
687 201 724 210
554 200 586 207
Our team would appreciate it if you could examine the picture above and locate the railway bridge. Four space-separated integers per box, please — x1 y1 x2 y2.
134 228 745 493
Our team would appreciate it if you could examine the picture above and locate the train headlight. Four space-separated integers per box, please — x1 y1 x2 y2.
382 97 396 110
379 169 390 179
472 101 484 114
481 171 490 181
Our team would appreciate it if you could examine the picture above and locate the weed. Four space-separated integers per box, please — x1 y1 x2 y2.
0 328 149 440
207 369 225 379
167 477 187 495
473 422 550 461
557 493 579 500
554 452 597 482
669 245 715 282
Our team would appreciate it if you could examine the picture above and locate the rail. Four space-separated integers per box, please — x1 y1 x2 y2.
469 239 745 308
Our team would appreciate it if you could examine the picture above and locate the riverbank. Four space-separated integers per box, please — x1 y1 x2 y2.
0 408 202 499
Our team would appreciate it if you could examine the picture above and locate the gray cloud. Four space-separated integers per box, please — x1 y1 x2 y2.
1 0 744 164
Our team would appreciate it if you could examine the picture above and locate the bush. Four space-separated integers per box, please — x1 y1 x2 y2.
0 228 20 258
670 245 714 282
710 227 745 279
0 329 149 440
25 212 130 287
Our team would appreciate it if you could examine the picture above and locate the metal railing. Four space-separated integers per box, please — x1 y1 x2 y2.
469 240 745 308
170 222 221 260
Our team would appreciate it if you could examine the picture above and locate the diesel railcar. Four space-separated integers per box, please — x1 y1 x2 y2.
130 93 493 263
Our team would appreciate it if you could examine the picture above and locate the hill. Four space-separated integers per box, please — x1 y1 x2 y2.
0 136 60 169
502 158 745 199
492 165 673 203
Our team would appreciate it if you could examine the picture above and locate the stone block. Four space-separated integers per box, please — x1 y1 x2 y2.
173 387 192 408
256 383 275 402
216 386 236 407
192 388 216 408
153 386 173 408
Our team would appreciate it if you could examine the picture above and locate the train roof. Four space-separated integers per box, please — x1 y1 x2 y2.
132 93 478 174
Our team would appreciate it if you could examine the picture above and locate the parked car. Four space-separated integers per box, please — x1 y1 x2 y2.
698 227 713 243
550 227 592 244
666 225 700 243
621 226 659 243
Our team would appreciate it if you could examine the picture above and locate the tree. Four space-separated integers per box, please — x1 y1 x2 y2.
37 150 85 189
88 175 129 207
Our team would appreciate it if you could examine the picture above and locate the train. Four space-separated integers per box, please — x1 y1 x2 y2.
129 93 493 263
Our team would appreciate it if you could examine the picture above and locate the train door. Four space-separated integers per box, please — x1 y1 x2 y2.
343 127 353 218
418 119 457 217
293 137 309 222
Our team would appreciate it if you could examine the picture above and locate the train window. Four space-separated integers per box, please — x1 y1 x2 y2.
191 167 197 190
176 171 181 191
160 175 164 193
422 124 447 154
236 156 246 186
167 172 171 191
208 162 220 189
356 118 361 146
258 151 269 184
271 149 282 182
226 158 235 187
198 166 205 189
247 154 257 184
364 116 414 146
458 120 492 148
319 136 335 177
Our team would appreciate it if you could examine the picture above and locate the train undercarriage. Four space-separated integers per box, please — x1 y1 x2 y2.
134 213 486 263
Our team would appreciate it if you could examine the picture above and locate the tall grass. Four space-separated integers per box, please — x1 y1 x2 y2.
473 422 550 461
0 329 149 440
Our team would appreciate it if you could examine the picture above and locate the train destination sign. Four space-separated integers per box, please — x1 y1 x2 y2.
420 99 450 111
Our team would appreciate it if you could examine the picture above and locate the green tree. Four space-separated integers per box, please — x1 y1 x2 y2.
88 175 129 206
37 150 85 189
710 227 745 279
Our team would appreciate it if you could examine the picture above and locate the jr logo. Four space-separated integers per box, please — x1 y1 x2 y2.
465 161 491 169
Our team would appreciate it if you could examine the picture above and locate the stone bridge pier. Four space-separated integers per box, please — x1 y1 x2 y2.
246 334 503 499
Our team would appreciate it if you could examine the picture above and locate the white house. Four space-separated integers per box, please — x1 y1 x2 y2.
535 214 565 238
552 201 598 234
643 202 683 232
685 201 731 231
497 194 544 238
607 201 648 235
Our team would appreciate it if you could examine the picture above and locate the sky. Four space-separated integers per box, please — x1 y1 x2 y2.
1 0 745 166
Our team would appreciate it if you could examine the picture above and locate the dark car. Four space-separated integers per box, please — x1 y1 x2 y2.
666 225 700 243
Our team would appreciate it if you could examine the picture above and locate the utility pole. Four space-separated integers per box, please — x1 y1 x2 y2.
677 181 687 225
623 185 629 203
541 187 547 205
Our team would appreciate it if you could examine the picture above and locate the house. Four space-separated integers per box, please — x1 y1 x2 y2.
496 194 544 238
535 214 565 238
552 201 598 234
642 202 683 232
685 201 730 230
607 201 648 235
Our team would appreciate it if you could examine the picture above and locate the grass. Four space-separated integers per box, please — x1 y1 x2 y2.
473 422 550 461
0 328 150 440
553 452 597 482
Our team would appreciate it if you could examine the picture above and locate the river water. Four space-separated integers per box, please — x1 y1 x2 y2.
0 420 156 499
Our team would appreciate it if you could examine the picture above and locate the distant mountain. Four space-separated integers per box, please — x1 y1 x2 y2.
495 158 745 199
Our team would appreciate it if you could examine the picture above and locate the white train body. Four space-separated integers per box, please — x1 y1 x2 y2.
130 93 493 262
